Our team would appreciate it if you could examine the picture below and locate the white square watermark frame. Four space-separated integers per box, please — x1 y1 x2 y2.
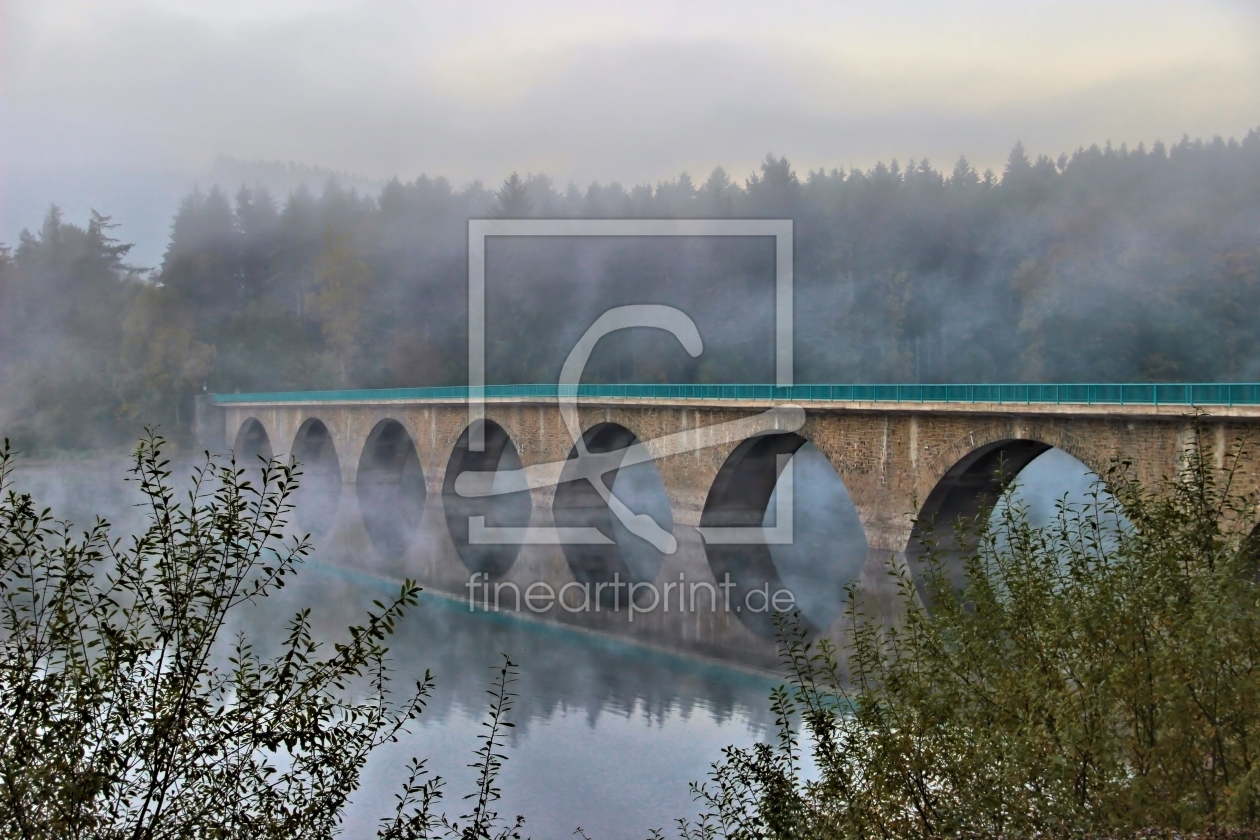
466 218 794 451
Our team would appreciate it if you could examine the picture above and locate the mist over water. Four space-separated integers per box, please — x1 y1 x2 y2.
7 456 776 836
764 442 868 630
998 448 1119 530
10 455 156 537
607 445 675 586
261 564 777 838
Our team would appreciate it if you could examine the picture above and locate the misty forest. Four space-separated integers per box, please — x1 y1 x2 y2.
2 131 1259 453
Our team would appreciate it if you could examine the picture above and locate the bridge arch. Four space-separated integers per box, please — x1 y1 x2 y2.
552 422 673 606
701 430 868 637
442 419 532 578
919 423 1109 503
291 418 342 536
907 426 1112 603
232 417 273 463
357 418 426 560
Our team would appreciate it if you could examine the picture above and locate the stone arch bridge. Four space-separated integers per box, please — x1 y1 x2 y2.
197 384 1260 668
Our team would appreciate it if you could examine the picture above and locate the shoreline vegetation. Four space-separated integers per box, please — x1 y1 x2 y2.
2 419 1258 838
679 420 1260 837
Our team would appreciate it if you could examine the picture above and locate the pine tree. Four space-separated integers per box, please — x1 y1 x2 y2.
1002 139 1033 183
492 173 532 217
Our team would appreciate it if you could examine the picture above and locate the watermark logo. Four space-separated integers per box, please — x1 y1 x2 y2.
465 571 798 620
459 219 799 554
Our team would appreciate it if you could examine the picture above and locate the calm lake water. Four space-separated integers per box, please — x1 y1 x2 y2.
8 445 1106 837
278 562 779 838
9 456 780 838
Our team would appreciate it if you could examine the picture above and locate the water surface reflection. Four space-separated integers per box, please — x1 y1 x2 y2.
9 456 780 836
252 561 778 837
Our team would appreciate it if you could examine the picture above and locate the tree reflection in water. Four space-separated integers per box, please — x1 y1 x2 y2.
240 559 779 838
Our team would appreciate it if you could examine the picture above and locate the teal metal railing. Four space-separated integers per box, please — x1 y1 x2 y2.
213 383 1260 407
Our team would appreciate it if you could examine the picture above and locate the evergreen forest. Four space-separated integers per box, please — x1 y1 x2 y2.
2 132 1258 453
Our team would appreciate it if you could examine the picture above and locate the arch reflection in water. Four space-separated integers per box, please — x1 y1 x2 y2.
442 420 532 577
233 418 273 463
990 448 1129 560
552 423 673 607
357 420 426 560
702 433 867 637
908 442 1123 604
994 448 1113 530
290 419 342 536
249 559 776 839
763 442 867 631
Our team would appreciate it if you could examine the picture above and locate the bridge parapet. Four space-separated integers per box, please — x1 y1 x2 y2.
212 381 1260 408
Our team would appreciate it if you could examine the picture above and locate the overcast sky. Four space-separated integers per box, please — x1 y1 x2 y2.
3 0 1258 264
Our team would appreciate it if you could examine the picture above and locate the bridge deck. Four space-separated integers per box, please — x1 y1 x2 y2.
215 383 1260 419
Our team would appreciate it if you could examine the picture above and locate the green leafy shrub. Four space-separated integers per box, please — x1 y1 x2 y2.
687 422 1260 839
0 434 523 840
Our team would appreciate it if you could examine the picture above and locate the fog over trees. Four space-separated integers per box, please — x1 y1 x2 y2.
1 131 1258 453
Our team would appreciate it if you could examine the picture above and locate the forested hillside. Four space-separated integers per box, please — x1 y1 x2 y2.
1 132 1258 453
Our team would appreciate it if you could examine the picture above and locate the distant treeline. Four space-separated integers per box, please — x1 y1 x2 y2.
1 131 1258 452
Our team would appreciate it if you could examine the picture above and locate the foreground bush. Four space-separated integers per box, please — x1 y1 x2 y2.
688 423 1260 839
0 435 522 840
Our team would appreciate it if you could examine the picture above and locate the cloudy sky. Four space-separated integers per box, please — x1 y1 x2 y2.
3 0 1258 263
